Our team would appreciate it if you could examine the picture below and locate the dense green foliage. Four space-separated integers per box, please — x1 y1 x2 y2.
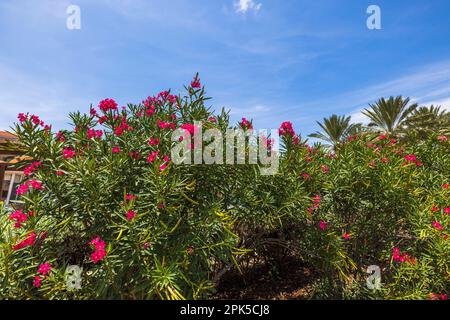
0 77 449 300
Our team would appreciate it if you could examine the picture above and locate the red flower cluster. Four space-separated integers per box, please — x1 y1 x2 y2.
87 128 103 140
115 116 133 136
191 78 201 89
9 210 33 228
126 194 136 201
23 161 42 177
157 120 175 130
149 137 159 146
89 237 107 264
112 146 121 153
430 293 448 300
63 148 76 159
18 113 29 123
13 232 37 251
404 154 422 167
181 123 198 138
98 98 118 113
432 221 444 231
147 150 159 163
240 118 253 130
279 121 295 136
126 210 136 221
16 179 44 196
33 262 52 288
392 248 415 264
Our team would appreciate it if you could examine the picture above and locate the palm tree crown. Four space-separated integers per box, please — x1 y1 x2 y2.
363 96 417 134
309 114 359 146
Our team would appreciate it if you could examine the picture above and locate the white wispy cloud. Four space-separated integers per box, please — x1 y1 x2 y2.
234 0 262 14
285 60 450 125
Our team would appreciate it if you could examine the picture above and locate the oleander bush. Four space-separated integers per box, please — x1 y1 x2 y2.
0 76 449 300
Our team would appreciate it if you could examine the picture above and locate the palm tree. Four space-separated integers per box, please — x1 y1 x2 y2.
309 114 360 146
363 96 417 134
403 105 450 139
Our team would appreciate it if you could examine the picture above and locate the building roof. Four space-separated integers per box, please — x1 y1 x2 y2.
0 131 18 143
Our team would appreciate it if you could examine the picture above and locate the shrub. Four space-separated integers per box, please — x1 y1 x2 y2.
1 76 242 299
0 76 448 300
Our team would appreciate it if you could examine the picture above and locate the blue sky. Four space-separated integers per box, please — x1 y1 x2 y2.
1 0 450 137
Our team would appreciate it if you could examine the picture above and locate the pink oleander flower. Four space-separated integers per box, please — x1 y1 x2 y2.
191 78 201 88
302 173 311 180
342 233 350 240
430 293 448 300
392 247 415 265
112 146 121 154
437 135 448 142
98 98 118 113
180 123 198 138
240 118 253 130
126 194 136 201
55 170 65 176
147 151 159 163
27 179 43 190
33 276 42 288
149 137 159 146
13 232 37 251
90 107 98 117
322 165 329 174
89 237 107 264
431 206 439 212
378 134 387 140
443 207 450 214
404 154 417 162
87 129 103 139
208 116 217 123
126 210 136 221
63 148 76 159
9 210 29 228
319 220 327 231
157 120 175 130
16 184 29 195
432 221 444 231
145 105 156 116
443 183 449 189
30 115 41 125
37 262 52 277
114 126 124 136
23 161 42 177
18 113 29 122
91 250 107 264
160 163 168 171
279 121 295 137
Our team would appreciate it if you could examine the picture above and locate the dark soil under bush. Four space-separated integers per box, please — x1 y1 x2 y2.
214 256 319 300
